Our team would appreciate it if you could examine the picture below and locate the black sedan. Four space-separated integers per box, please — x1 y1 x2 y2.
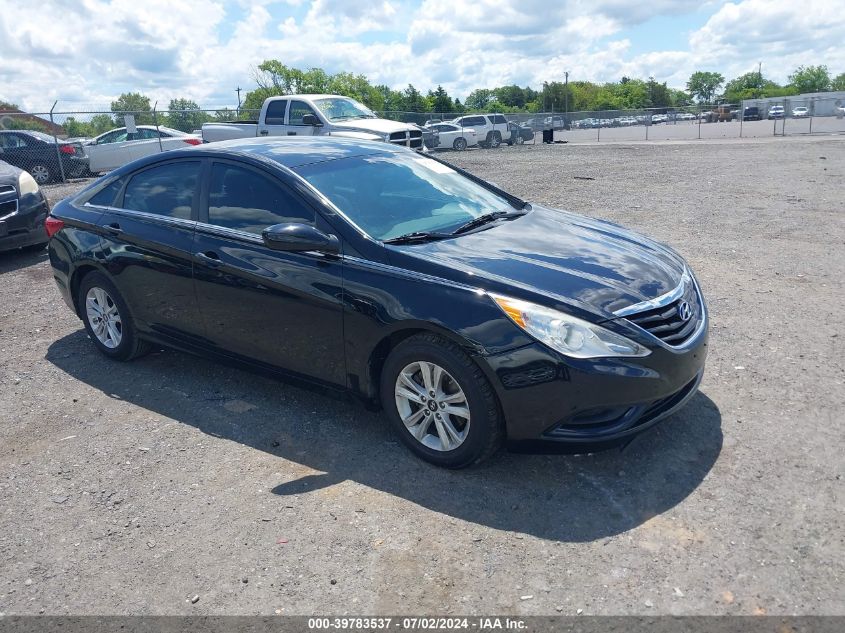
47 137 707 468
0 160 50 252
506 121 534 145
0 130 89 184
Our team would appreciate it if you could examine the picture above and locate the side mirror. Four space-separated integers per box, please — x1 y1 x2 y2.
301 114 322 126
262 222 339 254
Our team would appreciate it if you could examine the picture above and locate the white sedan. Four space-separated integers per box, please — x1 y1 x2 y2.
792 107 809 118
426 123 478 151
84 125 202 174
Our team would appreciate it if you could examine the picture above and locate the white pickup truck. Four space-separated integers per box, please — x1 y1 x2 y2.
202 94 424 149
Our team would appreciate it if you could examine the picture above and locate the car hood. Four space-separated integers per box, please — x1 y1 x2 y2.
0 160 21 186
331 118 416 135
390 206 687 319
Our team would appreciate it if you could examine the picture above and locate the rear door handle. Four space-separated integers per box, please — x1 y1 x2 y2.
103 222 123 235
287 131 296 136
259 129 269 136
195 251 222 266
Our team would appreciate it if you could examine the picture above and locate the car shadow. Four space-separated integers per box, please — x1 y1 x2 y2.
0 245 48 274
46 330 722 542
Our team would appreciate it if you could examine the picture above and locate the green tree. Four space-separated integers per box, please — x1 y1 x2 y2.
400 84 427 112
428 85 454 114
788 65 831 93
464 89 493 110
646 77 672 108
166 98 209 132
686 71 725 103
722 71 785 102
832 72 845 91
110 92 153 126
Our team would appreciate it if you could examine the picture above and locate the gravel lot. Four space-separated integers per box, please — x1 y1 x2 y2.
1 137 843 616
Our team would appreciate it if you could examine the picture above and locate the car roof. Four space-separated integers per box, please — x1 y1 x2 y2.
118 136 408 172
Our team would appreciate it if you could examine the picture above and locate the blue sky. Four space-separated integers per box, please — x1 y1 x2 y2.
1 0 843 111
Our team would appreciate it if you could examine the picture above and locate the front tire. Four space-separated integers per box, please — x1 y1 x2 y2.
489 132 502 148
453 137 467 151
380 333 504 468
78 272 149 361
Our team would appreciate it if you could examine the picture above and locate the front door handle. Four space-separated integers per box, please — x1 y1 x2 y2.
287 131 296 136
103 222 123 235
259 129 269 136
195 251 222 266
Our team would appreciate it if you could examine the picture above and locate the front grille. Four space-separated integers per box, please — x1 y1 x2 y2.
0 184 16 197
388 129 423 149
623 280 701 346
0 199 18 219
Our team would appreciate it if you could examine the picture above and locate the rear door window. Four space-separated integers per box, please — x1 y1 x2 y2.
264 100 288 125
122 161 201 220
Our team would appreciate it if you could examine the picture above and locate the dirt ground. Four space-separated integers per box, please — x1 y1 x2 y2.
0 137 843 616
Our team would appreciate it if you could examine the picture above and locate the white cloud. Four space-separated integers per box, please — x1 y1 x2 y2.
0 0 842 113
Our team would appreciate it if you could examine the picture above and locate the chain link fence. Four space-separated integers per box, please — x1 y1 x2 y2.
2 98 844 184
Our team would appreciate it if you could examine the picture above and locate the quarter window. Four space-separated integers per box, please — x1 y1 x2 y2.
87 178 125 207
207 163 314 235
122 161 200 220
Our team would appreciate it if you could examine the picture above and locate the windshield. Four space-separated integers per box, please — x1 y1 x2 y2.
313 98 376 122
296 153 516 240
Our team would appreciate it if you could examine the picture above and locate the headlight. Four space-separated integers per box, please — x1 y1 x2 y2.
18 171 39 196
491 294 650 359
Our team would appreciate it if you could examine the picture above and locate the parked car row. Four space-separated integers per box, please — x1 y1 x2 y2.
424 114 535 150
0 125 203 184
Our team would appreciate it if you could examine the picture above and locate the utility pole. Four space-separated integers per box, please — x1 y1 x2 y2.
564 71 569 118
757 63 762 98
236 86 242 114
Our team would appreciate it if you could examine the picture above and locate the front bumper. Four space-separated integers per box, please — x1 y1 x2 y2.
0 192 49 252
478 319 708 446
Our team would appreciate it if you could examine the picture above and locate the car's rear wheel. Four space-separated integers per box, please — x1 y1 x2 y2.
78 272 149 361
380 333 504 468
29 164 51 185
453 137 467 151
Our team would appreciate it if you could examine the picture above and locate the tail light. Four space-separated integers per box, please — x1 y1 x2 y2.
59 144 76 155
45 216 64 238
183 138 203 146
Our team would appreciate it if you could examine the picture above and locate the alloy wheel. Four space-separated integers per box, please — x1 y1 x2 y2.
30 165 50 184
394 360 471 452
85 287 123 349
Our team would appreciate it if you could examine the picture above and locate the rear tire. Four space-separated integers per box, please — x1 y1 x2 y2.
380 333 504 468
78 271 149 361
29 164 51 185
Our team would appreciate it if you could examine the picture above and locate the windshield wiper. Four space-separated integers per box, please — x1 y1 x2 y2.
383 231 453 245
451 210 527 235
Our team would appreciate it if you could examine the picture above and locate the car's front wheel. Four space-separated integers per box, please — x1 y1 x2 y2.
78 272 149 361
380 333 504 468
453 137 467 151
489 132 502 148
